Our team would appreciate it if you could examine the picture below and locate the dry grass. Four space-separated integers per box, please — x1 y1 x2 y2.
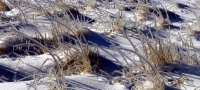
134 6 150 21
139 33 180 70
0 0 10 11
112 66 164 90
46 21 89 40
59 46 103 75
187 17 200 35
133 74 165 90
187 30 200 35
85 1 96 12
155 17 169 29
2 0 199 90
108 11 125 34
168 1 179 10
171 76 187 89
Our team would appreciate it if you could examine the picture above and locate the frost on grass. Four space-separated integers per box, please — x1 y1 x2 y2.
59 46 104 75
0 0 200 90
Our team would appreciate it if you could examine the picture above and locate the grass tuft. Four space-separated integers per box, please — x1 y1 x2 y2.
60 46 103 75
139 32 180 70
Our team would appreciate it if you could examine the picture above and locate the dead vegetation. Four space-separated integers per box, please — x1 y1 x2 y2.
0 0 10 11
58 46 104 75
140 33 180 69
0 0 200 90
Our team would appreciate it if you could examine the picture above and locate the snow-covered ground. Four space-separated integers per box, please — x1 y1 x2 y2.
0 0 200 90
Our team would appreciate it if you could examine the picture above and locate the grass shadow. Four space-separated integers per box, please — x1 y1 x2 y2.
0 65 32 82
0 36 56 58
176 3 190 9
84 30 119 47
151 8 184 22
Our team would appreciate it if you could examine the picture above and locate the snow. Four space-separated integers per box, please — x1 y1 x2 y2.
0 0 200 90
0 82 27 90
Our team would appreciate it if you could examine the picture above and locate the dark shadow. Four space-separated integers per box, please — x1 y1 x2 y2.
0 36 57 58
49 7 96 24
125 0 151 3
173 63 200 77
151 8 184 22
83 30 119 47
138 25 180 40
192 34 200 41
61 30 118 47
165 85 180 90
0 28 118 58
176 3 190 9
97 0 114 3
0 65 32 82
163 25 180 30
100 58 123 77
0 22 59 58
123 6 136 11
0 17 12 22
66 9 95 24
169 25 180 29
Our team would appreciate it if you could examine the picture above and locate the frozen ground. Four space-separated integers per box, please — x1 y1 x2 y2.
0 0 200 90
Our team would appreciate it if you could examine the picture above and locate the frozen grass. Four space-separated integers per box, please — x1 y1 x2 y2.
60 45 103 75
1 0 104 89
1 0 200 90
0 0 10 11
139 32 180 69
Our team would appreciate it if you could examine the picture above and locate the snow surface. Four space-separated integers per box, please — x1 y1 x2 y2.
0 0 200 90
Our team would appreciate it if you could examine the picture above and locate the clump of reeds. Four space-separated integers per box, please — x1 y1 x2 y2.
0 0 11 11
134 6 150 21
155 16 169 29
168 1 179 10
59 46 103 75
85 1 96 12
187 17 200 35
141 36 179 69
108 11 125 34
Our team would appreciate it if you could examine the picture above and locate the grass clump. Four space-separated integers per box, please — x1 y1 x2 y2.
0 0 11 11
85 1 96 12
134 6 150 21
187 17 200 35
140 33 180 70
154 16 169 29
59 45 103 75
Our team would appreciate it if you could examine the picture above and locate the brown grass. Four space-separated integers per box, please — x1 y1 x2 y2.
187 19 200 35
134 6 150 21
140 33 180 70
85 2 96 12
171 76 187 89
155 17 169 29
109 12 124 33
59 46 104 75
0 0 10 11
